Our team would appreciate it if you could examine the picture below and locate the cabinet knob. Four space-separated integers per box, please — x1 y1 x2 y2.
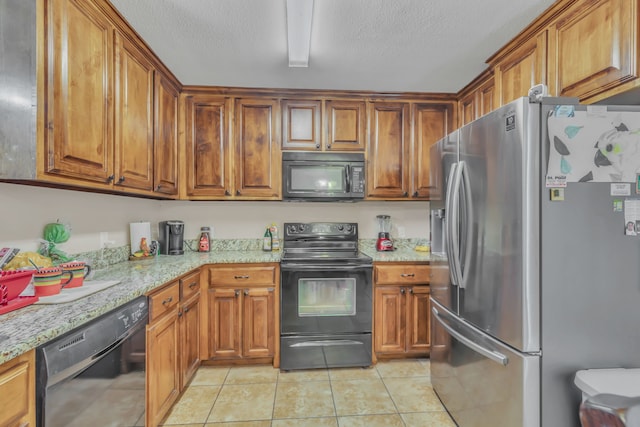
106 174 115 183
225 190 231 196
403 191 408 197
189 282 197 289
178 310 183 317
409 288 414 294
236 190 241 196
327 144 332 150
244 289 249 296
156 184 162 191
400 288 406 294
184 307 189 313
413 191 419 197
117 176 125 184
315 143 320 149
235 289 240 297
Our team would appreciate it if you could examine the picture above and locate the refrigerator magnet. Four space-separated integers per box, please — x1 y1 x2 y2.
550 188 564 201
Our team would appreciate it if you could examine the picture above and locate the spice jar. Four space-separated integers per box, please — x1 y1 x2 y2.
198 227 210 252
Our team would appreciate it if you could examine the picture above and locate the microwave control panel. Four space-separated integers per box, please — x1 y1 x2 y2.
351 166 364 193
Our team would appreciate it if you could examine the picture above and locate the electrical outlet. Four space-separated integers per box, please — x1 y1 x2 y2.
396 226 406 238
99 232 114 248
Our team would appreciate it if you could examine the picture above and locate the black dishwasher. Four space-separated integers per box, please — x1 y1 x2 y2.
36 296 148 427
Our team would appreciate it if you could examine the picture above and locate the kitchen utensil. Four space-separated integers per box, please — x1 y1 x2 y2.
28 258 41 272
0 270 35 302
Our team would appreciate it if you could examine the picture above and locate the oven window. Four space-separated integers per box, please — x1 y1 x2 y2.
298 278 356 316
290 166 346 192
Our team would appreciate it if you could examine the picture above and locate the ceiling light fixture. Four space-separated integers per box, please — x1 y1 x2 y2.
286 0 314 67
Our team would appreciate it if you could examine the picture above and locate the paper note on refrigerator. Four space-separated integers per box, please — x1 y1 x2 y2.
547 108 640 184
624 199 640 236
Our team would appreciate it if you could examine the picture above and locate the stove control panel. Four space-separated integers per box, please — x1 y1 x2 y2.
284 222 358 238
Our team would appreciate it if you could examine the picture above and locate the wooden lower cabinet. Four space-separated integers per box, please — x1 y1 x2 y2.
0 350 35 427
206 263 279 364
179 270 201 388
374 264 432 358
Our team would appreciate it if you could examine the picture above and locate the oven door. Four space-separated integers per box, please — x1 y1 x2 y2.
280 263 372 335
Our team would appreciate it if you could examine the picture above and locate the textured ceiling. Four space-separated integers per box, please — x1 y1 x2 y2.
108 0 556 93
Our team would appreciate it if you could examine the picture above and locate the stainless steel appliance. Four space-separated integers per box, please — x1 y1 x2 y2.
280 222 373 370
36 296 148 427
158 220 184 255
429 96 640 427
282 152 365 201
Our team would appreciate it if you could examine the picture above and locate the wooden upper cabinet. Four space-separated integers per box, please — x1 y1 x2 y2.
457 71 495 126
458 92 476 127
493 31 547 106
411 103 454 199
184 95 231 198
234 98 281 199
367 102 411 199
154 73 180 197
478 76 496 118
114 33 155 193
547 0 639 101
325 100 366 151
45 0 114 185
281 99 322 150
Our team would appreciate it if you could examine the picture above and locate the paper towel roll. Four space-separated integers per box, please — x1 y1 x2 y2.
129 222 151 255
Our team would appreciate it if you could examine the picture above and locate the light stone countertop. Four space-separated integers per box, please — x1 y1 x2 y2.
0 245 443 364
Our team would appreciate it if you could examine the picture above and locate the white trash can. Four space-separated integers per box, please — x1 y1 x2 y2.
574 369 640 427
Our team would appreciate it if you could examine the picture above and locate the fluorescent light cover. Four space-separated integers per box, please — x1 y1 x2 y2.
286 0 314 67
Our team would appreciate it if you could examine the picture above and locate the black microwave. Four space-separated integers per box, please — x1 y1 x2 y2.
282 152 365 201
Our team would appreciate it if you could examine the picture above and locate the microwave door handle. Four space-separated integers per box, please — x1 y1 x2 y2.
345 165 351 193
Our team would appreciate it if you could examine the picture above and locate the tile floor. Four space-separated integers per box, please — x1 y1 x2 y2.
160 359 456 427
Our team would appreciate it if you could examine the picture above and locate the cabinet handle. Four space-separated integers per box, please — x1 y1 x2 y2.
225 190 231 196
244 289 249 296
162 296 173 305
106 174 115 183
400 273 415 278
234 275 250 280
189 282 197 289
117 176 125 184
400 288 406 294
235 289 240 297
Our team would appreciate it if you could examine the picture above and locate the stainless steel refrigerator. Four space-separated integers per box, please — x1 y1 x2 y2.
429 96 640 427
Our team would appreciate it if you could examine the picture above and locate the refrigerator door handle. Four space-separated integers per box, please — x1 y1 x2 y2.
432 306 509 366
449 162 464 287
459 160 473 289
445 163 459 286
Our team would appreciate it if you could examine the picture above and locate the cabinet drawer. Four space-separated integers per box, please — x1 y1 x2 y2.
375 264 431 285
180 270 200 300
149 281 179 322
208 264 277 287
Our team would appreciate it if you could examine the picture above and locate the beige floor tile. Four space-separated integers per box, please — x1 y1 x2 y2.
273 381 335 418
163 385 221 425
272 417 338 427
278 368 330 382
328 366 380 381
337 414 405 427
190 366 230 386
205 422 271 427
161 424 204 427
224 365 279 384
331 379 396 416
401 411 457 427
207 383 276 422
384 377 444 413
376 359 431 378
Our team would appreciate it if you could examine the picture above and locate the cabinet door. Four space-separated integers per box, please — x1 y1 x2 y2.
458 92 476 126
0 350 35 427
547 0 638 100
185 96 231 198
208 288 242 359
325 100 366 151
154 73 179 196
495 32 547 106
406 286 431 353
477 77 496 117
180 292 201 388
114 33 155 193
374 286 406 354
281 99 321 150
45 0 114 184
412 103 454 199
147 311 179 427
242 287 275 358
234 99 281 199
367 102 411 198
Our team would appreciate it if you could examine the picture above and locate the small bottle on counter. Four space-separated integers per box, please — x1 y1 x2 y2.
198 227 210 252
262 227 272 251
270 223 280 252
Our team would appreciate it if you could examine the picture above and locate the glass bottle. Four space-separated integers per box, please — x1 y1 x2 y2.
263 227 272 251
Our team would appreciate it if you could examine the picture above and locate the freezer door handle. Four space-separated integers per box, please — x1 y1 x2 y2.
448 162 464 287
459 160 473 289
432 306 509 366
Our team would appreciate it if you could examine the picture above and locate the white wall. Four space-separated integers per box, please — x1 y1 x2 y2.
0 182 430 253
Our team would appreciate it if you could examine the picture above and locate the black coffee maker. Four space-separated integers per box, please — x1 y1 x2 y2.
158 220 184 255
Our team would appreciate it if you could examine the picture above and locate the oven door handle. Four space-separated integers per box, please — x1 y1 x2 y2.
289 339 364 348
281 263 372 271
